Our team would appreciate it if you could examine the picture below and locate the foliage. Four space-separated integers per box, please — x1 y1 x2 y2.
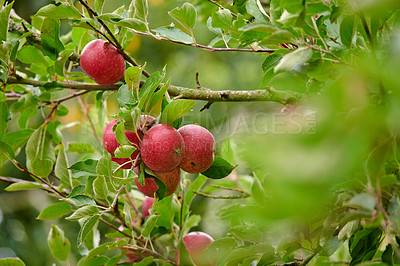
0 0 400 265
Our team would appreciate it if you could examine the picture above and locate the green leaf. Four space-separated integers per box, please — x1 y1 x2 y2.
55 144 71 188
77 215 100 247
160 99 195 125
153 26 194 44
345 193 376 211
94 0 105 13
251 175 265 205
5 182 44 192
69 159 98 178
66 195 96 207
139 70 166 111
340 15 356 48
36 3 81 19
0 257 26 266
117 84 136 108
168 2 197 30
93 175 108 200
132 256 154 266
125 66 143 90
25 125 55 177
240 23 278 33
115 145 137 158
41 18 64 60
66 205 99 221
48 224 71 261
2 129 34 152
67 142 94 154
114 18 148 32
0 140 14 159
321 236 343 257
17 46 48 66
246 0 266 22
182 175 207 219
114 121 130 146
259 30 292 45
231 223 264 242
0 1 13 43
0 101 9 138
201 156 235 179
87 239 128 258
147 78 170 115
349 227 382 266
132 0 148 21
274 47 312 72
37 202 72 220
141 214 160 238
211 9 234 31
262 53 283 72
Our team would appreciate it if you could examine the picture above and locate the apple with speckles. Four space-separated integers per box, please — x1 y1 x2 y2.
80 39 126 85
178 125 215 173
140 124 185 172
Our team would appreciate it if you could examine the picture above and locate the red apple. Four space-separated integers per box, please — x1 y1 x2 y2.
182 231 216 266
140 124 185 172
134 167 181 197
103 116 155 169
103 120 139 169
178 125 215 173
141 196 155 218
80 39 126 85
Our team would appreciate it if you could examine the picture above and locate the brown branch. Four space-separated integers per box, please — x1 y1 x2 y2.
6 76 300 104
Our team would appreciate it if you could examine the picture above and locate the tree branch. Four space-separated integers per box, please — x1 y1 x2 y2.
132 29 275 53
6 76 299 104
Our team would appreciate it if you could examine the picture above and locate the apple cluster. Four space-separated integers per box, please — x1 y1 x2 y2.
84 41 217 265
102 117 215 198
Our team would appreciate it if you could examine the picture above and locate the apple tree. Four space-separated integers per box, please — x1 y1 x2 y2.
1 0 400 265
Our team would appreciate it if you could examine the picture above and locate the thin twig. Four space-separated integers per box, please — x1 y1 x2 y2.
133 29 275 53
11 159 66 198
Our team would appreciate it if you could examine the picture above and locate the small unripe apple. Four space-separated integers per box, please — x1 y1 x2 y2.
80 39 126 85
134 166 181 197
182 231 216 266
140 124 185 172
141 196 155 218
178 125 215 173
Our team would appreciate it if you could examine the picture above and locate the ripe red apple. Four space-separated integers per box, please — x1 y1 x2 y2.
134 166 181 197
178 125 215 173
80 39 126 85
182 231 216 266
140 124 185 172
141 196 155 218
